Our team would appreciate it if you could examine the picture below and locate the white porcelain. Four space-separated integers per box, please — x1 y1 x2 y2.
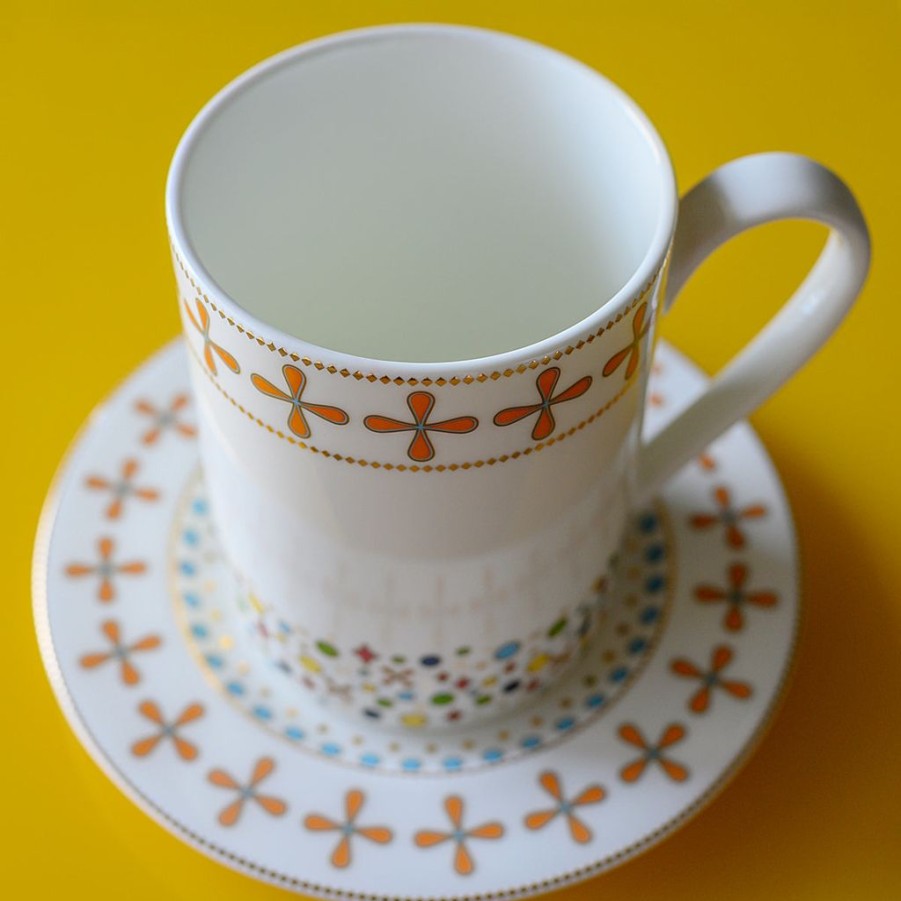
165 25 867 727
34 340 799 897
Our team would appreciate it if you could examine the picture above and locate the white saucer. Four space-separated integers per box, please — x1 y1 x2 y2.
34 340 798 899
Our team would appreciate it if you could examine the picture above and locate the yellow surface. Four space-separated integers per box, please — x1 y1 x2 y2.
5 1 900 897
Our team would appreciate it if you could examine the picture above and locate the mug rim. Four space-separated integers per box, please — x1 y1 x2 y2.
166 23 678 376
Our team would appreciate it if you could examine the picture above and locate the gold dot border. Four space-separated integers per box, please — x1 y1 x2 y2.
173 247 659 386
186 339 638 472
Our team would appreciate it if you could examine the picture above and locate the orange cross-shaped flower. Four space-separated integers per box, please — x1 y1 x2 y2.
131 700 205 761
670 645 753 714
618 723 689 783
79 619 162 685
364 392 478 463
689 486 767 549
134 394 196 445
84 458 160 520
65 536 146 602
251 365 349 440
493 367 593 441
207 756 287 827
304 789 393 868
523 771 605 844
183 298 241 376
695 563 778 631
414 795 504 875
602 302 650 380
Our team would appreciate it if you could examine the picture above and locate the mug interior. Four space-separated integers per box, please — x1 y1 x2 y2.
170 27 672 363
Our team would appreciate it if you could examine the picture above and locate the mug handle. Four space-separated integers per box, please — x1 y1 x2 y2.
637 152 871 503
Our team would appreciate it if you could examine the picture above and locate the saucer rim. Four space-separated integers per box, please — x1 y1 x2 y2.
32 338 801 900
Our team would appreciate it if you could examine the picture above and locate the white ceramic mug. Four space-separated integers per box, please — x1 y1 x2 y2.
166 25 869 730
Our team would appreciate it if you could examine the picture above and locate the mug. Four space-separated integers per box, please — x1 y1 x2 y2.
166 24 869 730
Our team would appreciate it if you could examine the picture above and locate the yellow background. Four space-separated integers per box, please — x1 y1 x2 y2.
4 1 899 897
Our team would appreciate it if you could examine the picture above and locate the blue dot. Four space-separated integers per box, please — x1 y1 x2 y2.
397 690 414 702
226 681 245 696
586 693 606 708
204 653 223 670
321 742 342 757
183 529 199 546
609 666 629 683
482 748 504 762
360 753 380 768
494 641 521 660
420 655 441 667
638 513 657 533
442 757 463 771
521 734 542 749
275 661 291 675
285 726 305 741
629 637 647 654
640 606 660 624
278 620 291 634
363 708 381 719
190 623 208 639
183 592 201 609
191 498 208 515
253 705 272 721
401 758 422 772
179 561 196 576
645 575 665 593
555 716 576 731
645 543 665 562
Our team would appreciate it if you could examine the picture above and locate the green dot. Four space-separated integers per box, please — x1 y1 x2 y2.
316 640 339 657
376 697 393 708
548 617 568 638
476 695 493 706
391 654 407 664
431 692 455 706
455 646 471 656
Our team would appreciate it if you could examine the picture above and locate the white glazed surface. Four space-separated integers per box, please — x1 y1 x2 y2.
166 26 868 727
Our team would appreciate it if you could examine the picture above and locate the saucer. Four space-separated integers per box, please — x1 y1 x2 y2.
33 340 798 899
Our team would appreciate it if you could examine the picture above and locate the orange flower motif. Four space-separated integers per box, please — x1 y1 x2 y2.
689 485 767 549
365 393 478 463
523 771 605 844
251 365 349 440
79 620 162 685
184 298 241 376
208 757 287 827
697 452 717 472
131 700 205 760
695 563 778 631
493 367 593 441
670 645 753 714
602 302 650 380
84 458 160 520
414 795 504 875
618 723 689 783
304 789 393 868
65 536 146 602
134 394 196 445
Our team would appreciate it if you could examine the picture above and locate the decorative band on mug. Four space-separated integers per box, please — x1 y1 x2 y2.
182 338 642 472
